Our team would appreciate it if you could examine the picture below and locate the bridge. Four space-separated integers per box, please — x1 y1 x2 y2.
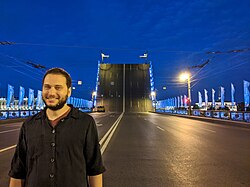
0 63 250 186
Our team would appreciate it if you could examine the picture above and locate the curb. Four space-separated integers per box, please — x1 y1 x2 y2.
152 112 250 129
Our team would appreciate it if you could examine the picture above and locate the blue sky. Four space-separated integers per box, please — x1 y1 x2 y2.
0 0 250 103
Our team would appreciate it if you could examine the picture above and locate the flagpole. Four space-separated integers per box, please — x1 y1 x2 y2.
180 72 192 115
188 76 191 115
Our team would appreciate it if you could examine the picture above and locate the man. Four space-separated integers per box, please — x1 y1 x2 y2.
9 68 105 187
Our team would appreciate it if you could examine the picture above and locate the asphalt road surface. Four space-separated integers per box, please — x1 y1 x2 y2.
1 113 250 187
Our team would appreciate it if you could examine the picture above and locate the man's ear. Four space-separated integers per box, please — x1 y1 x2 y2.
68 87 72 97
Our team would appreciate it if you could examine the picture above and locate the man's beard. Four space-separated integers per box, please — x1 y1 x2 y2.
42 95 68 111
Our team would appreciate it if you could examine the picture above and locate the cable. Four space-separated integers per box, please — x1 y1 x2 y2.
193 56 250 81
0 54 43 81
191 59 250 88
13 42 202 53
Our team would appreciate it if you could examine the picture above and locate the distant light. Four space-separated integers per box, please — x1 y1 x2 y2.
72 87 76 90
151 91 156 97
77 80 82 85
163 86 166 90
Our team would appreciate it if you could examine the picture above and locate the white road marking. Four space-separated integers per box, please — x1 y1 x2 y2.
100 112 124 155
200 128 216 133
0 128 20 134
0 123 22 128
156 126 165 131
0 145 16 153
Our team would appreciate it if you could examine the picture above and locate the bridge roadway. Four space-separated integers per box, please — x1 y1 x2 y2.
0 113 250 186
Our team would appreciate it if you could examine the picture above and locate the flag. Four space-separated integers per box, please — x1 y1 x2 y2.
67 97 71 104
18 86 25 107
221 86 225 108
204 89 208 108
6 84 14 108
76 98 79 107
212 89 215 107
244 80 250 108
177 96 180 108
198 91 202 107
184 95 187 108
80 99 83 108
70 97 74 105
231 83 235 106
139 53 148 58
72 97 75 106
28 88 34 108
101 53 109 61
36 90 42 109
180 95 183 107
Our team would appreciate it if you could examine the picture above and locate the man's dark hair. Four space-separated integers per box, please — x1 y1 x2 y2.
42 67 72 88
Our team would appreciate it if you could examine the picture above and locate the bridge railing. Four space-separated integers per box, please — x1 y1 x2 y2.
0 108 92 120
156 108 250 123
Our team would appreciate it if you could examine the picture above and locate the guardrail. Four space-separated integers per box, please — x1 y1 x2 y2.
0 108 92 120
156 109 250 123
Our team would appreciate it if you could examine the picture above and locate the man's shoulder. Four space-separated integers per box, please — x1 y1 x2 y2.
22 111 43 126
71 107 94 120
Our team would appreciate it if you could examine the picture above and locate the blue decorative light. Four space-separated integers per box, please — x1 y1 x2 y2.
149 61 155 101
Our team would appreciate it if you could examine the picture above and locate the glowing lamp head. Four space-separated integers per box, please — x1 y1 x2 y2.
179 72 190 81
151 91 156 97
92 91 97 97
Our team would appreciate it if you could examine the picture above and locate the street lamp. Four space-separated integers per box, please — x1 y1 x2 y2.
179 72 192 115
77 80 82 85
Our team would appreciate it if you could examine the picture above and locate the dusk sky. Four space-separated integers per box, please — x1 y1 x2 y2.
0 0 250 103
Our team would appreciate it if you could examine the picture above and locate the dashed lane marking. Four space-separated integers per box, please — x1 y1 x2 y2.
200 128 216 133
156 126 165 131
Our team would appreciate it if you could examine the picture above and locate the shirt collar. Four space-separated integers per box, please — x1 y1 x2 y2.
34 104 79 120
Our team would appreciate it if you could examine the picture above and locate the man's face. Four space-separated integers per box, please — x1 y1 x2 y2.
42 74 71 111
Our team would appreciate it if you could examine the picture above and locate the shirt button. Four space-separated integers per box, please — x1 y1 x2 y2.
50 158 55 163
49 173 54 178
61 119 64 122
51 142 55 147
52 129 55 134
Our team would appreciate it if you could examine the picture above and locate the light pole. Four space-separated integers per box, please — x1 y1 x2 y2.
180 72 192 115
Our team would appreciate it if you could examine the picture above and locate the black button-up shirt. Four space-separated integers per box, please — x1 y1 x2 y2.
9 105 105 187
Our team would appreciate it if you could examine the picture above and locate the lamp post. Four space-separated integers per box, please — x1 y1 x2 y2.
180 72 192 115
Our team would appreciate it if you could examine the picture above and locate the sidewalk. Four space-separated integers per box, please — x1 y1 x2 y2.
154 112 250 129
